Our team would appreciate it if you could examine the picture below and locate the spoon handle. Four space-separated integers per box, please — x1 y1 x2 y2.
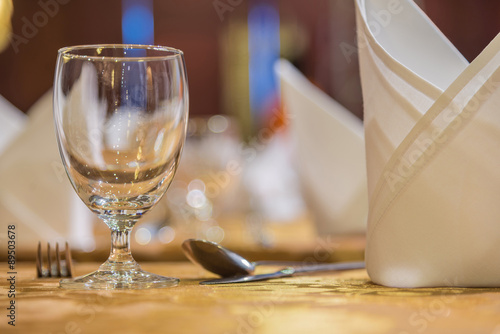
294 261 365 274
253 260 315 266
200 261 365 285
200 268 296 285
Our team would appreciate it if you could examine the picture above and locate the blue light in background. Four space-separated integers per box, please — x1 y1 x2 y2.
122 0 154 45
121 0 154 107
248 1 280 124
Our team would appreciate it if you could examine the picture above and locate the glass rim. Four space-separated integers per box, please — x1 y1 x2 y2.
57 44 184 61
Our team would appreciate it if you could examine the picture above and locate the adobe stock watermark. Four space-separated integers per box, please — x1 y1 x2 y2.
48 291 113 334
301 235 340 266
10 0 71 54
398 277 468 334
224 235 340 334
398 282 460 334
384 71 500 193
339 0 404 64
200 109 291 200
165 108 293 226
213 0 243 22
224 289 284 334
51 125 105 184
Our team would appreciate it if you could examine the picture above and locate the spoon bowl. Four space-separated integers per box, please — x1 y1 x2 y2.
182 239 255 277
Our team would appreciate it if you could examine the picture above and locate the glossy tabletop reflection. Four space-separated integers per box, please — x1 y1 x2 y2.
2 262 500 334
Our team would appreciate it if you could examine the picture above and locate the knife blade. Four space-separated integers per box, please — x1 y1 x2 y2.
200 261 365 285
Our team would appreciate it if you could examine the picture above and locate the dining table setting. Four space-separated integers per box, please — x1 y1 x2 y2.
2 0 500 333
2 233 500 334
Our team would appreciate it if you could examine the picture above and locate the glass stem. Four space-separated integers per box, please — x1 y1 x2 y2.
100 222 140 272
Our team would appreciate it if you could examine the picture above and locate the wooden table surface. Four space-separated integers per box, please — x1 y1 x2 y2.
2 261 500 334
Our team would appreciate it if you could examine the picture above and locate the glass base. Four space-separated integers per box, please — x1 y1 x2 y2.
60 267 179 290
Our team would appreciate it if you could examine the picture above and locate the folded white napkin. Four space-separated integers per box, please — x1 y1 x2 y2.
0 95 27 154
357 0 500 287
275 59 368 234
0 90 95 251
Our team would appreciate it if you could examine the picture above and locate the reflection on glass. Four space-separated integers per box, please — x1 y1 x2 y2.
54 44 188 289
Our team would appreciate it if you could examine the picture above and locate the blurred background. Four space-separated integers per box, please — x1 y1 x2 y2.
3 0 500 122
1 0 500 260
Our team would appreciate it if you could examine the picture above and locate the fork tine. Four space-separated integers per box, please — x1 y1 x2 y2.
65 241 73 278
55 243 62 278
47 243 52 277
36 241 43 278
36 241 73 278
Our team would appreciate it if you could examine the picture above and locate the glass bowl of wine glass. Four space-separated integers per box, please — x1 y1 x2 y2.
53 44 188 289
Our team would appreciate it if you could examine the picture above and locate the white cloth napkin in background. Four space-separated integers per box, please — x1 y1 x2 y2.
275 59 368 235
0 95 27 155
0 91 95 251
357 0 500 287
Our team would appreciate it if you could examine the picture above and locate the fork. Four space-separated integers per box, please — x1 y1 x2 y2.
36 241 73 278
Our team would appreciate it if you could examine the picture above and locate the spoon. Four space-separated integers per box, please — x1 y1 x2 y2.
181 239 365 279
181 238 295 277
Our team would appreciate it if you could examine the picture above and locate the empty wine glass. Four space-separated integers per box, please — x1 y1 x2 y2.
53 44 188 289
